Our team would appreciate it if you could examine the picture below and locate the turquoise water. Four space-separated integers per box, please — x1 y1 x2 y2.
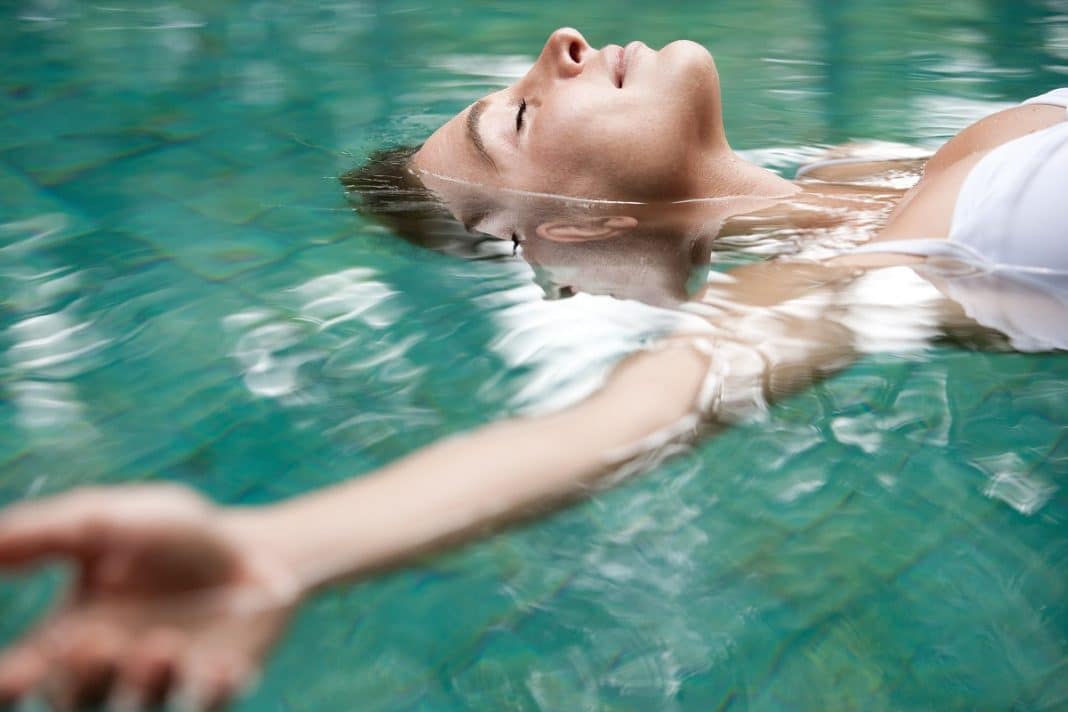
1 1 1067 710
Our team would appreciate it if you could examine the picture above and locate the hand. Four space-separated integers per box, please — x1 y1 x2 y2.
0 484 300 710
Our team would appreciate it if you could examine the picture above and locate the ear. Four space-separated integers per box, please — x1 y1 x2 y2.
534 215 638 243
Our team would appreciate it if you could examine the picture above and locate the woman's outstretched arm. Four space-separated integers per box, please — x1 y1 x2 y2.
0 343 713 710
0 251 887 711
0 249 883 711
233 343 714 588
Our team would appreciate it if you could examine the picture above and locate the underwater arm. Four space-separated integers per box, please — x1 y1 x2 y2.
247 255 873 593
0 255 870 709
226 342 712 590
0 342 713 709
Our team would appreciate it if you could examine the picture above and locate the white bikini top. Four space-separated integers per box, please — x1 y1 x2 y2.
845 88 1068 351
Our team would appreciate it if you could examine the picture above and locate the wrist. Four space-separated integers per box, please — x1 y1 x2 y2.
219 505 316 602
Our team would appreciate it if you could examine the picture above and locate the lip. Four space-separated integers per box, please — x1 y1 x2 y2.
606 40 649 88
607 45 625 88
613 41 648 88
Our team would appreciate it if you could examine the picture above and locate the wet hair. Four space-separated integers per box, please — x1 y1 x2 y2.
340 146 511 260
340 146 709 303
340 146 429 221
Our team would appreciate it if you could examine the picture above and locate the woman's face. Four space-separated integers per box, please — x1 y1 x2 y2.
412 28 726 203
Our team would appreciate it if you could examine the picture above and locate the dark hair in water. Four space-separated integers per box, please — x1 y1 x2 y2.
340 146 427 219
340 146 510 260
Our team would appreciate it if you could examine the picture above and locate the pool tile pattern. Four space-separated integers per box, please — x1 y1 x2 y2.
1 2 1067 711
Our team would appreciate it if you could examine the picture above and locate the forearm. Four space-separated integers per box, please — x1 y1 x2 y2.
227 344 711 594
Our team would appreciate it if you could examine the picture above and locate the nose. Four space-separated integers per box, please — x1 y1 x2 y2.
536 27 590 79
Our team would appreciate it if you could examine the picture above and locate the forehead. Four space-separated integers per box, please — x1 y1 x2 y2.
412 102 498 185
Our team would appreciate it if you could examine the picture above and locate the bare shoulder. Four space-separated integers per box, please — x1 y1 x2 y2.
870 102 1066 241
922 103 1066 181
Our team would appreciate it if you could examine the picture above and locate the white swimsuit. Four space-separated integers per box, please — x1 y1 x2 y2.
850 88 1068 351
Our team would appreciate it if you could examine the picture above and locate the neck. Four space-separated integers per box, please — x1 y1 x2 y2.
694 147 799 200
686 145 903 238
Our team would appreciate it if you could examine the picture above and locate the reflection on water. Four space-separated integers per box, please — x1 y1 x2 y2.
1 1 1068 710
225 268 401 400
2 215 104 449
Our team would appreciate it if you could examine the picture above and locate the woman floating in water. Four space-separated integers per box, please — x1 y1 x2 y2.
0 28 1065 711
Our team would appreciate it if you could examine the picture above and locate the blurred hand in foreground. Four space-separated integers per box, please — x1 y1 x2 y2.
0 345 724 709
0 484 299 711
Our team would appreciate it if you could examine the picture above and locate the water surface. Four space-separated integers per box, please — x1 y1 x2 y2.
1 1 1067 710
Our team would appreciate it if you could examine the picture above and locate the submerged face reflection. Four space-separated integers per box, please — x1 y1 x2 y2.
412 28 727 203
406 165 714 307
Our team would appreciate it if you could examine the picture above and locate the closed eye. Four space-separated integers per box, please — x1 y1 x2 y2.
516 98 527 132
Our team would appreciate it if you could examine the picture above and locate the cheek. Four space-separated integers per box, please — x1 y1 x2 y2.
527 102 696 200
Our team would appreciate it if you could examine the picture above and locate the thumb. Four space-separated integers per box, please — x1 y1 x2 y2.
0 489 113 568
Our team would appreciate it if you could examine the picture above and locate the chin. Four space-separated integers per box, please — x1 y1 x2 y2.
658 40 723 148
658 39 720 102
661 39 717 73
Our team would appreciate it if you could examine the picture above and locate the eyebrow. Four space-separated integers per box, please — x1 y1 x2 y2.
465 100 498 171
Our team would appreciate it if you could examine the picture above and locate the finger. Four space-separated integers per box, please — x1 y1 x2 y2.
0 643 46 705
171 653 253 712
0 485 213 572
50 621 122 710
201 662 249 712
0 489 110 567
113 628 184 710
